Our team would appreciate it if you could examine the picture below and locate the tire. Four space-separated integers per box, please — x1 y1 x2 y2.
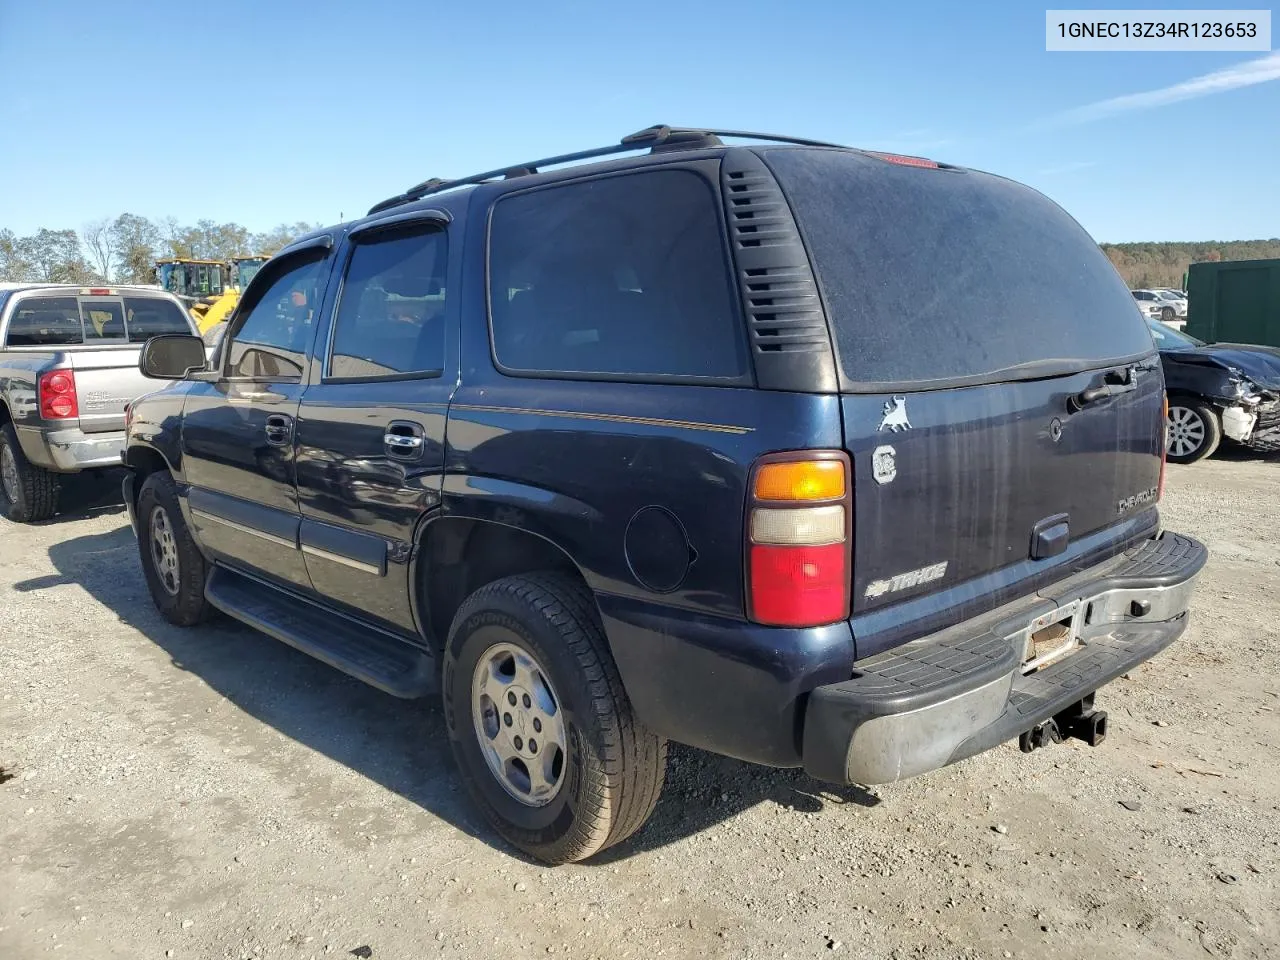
136 471 210 626
1160 306 1175 322
443 572 667 864
0 423 60 523
1166 401 1222 464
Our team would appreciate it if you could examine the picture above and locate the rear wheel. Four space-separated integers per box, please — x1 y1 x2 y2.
1166 401 1221 464
136 471 210 625
0 423 60 523
443 572 667 864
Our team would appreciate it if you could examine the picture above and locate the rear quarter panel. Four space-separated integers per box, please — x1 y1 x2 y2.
0 350 53 426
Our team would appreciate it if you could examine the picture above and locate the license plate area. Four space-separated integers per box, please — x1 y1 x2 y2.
1020 600 1084 674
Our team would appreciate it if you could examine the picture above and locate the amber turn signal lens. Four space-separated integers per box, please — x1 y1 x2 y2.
753 460 845 502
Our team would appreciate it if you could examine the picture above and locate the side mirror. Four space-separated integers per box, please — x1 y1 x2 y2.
139 334 208 380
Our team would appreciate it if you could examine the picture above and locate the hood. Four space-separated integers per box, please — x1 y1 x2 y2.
1163 343 1280 391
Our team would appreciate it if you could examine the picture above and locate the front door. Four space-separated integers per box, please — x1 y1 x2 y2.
182 246 334 590
294 217 455 634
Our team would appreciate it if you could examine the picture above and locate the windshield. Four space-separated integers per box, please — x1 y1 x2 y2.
1146 318 1203 349
158 263 180 294
764 148 1153 388
236 260 265 289
1157 290 1183 300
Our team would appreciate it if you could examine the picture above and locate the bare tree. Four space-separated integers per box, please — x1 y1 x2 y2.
82 218 117 281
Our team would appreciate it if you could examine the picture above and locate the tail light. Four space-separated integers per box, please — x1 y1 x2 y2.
38 369 79 420
1158 394 1168 500
746 453 851 627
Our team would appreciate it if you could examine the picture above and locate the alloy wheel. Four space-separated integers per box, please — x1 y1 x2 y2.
149 505 181 596
471 641 568 807
0 444 18 505
1167 405 1206 459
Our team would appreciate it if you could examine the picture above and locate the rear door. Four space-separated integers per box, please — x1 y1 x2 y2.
293 214 456 634
763 148 1163 647
181 245 334 591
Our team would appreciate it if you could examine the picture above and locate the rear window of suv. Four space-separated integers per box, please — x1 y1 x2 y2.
487 169 747 382
764 149 1154 390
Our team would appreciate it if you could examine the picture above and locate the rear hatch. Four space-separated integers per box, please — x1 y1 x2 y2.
763 149 1163 652
8 292 193 433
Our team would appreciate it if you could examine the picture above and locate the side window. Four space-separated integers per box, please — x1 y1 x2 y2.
328 227 448 380
4 297 83 347
487 169 746 380
227 256 327 380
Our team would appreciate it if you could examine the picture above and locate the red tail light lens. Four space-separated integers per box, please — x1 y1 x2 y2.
746 453 851 627
749 542 847 626
38 369 78 420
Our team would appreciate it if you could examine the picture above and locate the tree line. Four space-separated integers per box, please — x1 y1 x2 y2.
5 217 1279 294
0 215 322 286
1101 239 1280 290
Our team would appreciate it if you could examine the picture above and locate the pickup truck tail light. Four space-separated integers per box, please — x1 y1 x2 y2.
38 370 79 420
746 453 851 627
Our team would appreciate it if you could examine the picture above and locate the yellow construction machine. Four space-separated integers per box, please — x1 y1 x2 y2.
155 255 268 333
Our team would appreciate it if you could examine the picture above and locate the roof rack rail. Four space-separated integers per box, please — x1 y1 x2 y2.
366 125 848 215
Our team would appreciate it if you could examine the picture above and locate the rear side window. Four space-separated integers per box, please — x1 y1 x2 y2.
328 228 447 380
764 149 1155 388
5 297 83 346
123 297 192 341
488 169 746 381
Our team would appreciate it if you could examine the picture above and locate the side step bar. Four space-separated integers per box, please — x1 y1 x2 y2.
205 566 436 699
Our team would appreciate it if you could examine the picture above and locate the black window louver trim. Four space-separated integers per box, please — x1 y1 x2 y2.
721 150 838 392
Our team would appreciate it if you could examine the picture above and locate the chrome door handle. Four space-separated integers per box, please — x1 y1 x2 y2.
384 434 423 450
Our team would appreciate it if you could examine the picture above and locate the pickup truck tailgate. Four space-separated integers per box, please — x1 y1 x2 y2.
71 347 149 433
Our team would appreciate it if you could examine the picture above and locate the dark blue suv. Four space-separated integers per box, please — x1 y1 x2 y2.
122 126 1206 863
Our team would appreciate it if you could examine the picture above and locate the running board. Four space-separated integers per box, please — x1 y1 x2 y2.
205 566 436 698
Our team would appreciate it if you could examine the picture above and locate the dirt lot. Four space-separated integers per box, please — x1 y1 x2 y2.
2 457 1278 960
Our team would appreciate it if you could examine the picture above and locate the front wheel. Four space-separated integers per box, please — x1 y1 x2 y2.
1166 401 1222 464
0 423 60 523
1160 306 1175 322
136 471 210 625
443 573 667 864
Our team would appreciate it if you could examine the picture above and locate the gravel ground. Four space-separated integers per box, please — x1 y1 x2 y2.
2 457 1278 960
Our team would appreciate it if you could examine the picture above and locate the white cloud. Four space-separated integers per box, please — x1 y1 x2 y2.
1048 52 1280 125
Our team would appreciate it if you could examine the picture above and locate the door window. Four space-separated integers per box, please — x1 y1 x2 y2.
328 227 448 381
226 255 327 380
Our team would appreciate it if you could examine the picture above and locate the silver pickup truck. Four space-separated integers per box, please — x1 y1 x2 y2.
0 283 199 522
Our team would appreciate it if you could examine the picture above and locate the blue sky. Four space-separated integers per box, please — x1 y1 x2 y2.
0 0 1276 242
